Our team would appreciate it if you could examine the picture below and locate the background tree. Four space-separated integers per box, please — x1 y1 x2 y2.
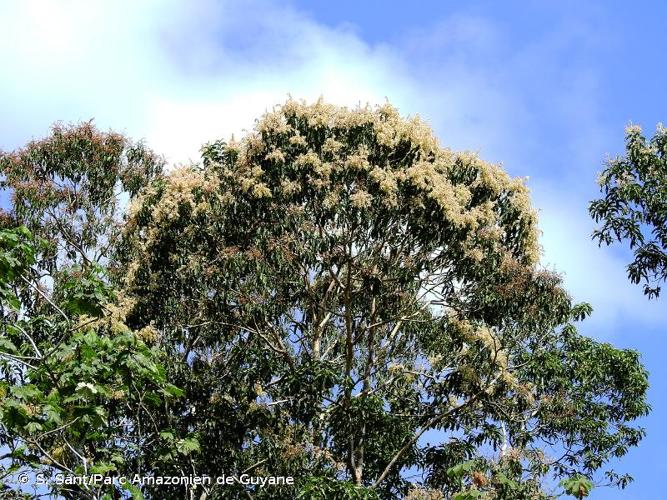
0 120 163 271
118 100 649 499
590 124 667 298
0 124 185 498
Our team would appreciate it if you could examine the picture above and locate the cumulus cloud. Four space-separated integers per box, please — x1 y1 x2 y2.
1 0 659 336
536 184 667 338
0 0 413 162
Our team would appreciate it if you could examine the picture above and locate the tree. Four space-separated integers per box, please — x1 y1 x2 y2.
0 226 182 498
0 120 163 272
114 99 649 499
0 124 185 498
590 124 667 298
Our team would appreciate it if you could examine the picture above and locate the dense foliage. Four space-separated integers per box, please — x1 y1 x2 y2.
0 104 650 499
0 227 181 498
0 124 181 498
590 124 667 298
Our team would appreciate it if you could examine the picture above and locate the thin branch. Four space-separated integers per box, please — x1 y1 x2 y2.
20 275 69 323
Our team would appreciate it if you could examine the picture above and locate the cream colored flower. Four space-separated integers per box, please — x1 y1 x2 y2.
252 183 272 199
350 189 372 208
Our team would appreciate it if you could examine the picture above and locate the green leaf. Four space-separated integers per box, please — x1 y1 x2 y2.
25 421 43 434
122 481 144 500
560 475 594 498
11 384 41 400
453 489 484 500
0 337 18 353
90 462 116 474
495 472 518 490
161 383 184 398
447 460 476 479
159 431 175 441
177 437 200 455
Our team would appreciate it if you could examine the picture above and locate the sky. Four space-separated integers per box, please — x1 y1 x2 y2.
1 0 666 497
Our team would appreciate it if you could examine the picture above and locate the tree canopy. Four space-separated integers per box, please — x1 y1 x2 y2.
0 102 650 499
590 124 667 298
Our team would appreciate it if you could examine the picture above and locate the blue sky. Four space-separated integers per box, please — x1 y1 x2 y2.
1 0 666 497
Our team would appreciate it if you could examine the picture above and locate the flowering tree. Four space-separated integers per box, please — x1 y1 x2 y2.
115 100 649 499
591 124 667 299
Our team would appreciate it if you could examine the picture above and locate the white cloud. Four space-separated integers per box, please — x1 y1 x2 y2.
0 0 412 163
389 10 667 337
536 184 667 338
1 0 659 336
